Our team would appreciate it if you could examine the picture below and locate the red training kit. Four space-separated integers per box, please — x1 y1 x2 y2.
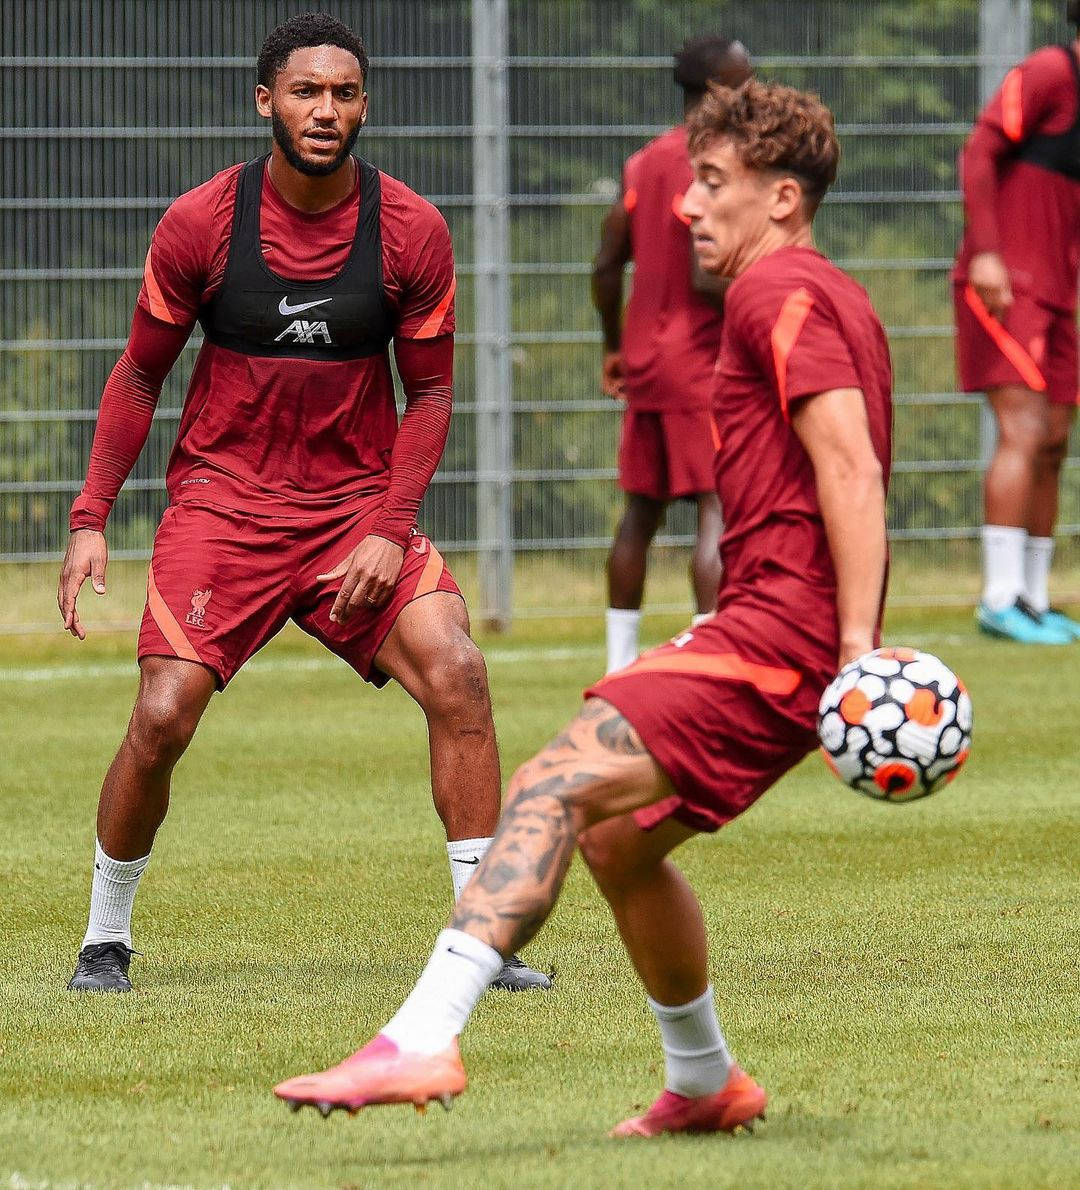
591 246 893 832
71 156 463 687
954 44 1080 313
71 158 456 547
952 44 1080 403
616 125 722 499
620 125 724 411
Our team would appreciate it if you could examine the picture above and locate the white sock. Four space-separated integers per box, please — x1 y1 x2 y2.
690 612 713 627
81 839 150 950
381 928 503 1055
606 607 642 673
1024 536 1054 614
981 525 1026 611
447 836 493 902
648 985 733 1098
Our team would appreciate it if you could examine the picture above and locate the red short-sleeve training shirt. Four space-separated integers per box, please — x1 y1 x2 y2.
139 160 456 516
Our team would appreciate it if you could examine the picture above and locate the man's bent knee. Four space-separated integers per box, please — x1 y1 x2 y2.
578 821 633 884
506 740 666 832
579 815 661 888
1036 432 1070 473
127 699 198 771
126 661 212 770
420 634 492 720
991 391 1049 453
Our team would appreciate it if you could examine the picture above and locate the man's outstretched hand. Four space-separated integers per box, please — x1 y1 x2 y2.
317 534 405 625
58 529 108 640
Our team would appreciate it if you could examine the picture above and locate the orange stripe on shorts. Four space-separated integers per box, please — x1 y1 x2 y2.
963 284 1047 392
146 565 202 664
413 543 445 598
619 650 801 696
709 413 723 451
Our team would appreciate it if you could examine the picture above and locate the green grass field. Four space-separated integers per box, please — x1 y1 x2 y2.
2 607 1078 1189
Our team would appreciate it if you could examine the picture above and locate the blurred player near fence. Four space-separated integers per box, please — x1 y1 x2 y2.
953 1 1080 644
592 36 752 674
59 12 549 995
276 79 894 1138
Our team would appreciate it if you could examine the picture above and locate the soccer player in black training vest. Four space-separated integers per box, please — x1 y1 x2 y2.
61 13 551 994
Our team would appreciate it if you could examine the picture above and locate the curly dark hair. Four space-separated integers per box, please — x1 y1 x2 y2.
687 79 840 209
673 35 749 99
257 12 368 89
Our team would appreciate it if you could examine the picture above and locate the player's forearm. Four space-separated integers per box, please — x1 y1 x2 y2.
591 268 624 351
69 307 189 532
591 203 631 352
816 465 888 659
68 355 161 532
372 337 454 547
960 128 1007 256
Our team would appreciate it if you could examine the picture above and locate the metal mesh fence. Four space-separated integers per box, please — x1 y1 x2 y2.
2 0 1076 627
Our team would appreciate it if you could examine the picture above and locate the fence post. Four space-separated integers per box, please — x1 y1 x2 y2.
977 0 1031 468
471 0 513 630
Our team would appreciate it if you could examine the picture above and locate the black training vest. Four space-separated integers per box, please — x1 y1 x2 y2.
1014 45 1080 181
198 154 393 361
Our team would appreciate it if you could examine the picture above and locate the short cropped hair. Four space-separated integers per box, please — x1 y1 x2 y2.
673 35 742 99
687 79 840 209
257 12 369 89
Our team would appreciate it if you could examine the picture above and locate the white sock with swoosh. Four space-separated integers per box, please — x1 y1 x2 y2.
447 835 493 902
381 928 502 1055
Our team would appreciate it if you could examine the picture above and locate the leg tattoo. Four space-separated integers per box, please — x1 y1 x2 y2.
449 700 652 955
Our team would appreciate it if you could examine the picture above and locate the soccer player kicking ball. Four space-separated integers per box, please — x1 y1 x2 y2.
275 79 892 1137
59 13 549 995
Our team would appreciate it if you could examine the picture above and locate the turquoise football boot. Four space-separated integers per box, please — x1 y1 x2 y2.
976 597 1072 644
1040 606 1080 640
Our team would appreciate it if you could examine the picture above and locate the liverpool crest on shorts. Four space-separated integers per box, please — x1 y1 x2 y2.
186 588 213 628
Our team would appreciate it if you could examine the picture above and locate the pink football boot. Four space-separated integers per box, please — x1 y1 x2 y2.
274 1034 467 1117
610 1065 767 1137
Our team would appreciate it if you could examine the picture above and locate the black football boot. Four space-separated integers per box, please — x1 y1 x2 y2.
68 942 135 992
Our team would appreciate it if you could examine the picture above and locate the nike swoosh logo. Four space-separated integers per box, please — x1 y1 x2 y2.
278 296 332 316
451 856 481 865
447 946 486 968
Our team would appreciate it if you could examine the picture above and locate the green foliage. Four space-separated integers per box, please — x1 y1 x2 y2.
0 332 81 556
7 0 1075 570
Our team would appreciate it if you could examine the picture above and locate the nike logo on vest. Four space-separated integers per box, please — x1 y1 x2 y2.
278 295 333 316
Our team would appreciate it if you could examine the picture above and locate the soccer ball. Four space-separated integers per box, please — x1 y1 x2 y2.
817 647 972 802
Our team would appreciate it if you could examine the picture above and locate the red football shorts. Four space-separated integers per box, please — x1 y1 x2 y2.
585 604 833 833
617 408 719 501
953 283 1079 405
138 498 461 688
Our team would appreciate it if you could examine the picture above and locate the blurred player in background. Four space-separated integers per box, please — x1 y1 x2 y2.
276 80 894 1137
593 36 752 674
953 1 1080 643
59 12 549 995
